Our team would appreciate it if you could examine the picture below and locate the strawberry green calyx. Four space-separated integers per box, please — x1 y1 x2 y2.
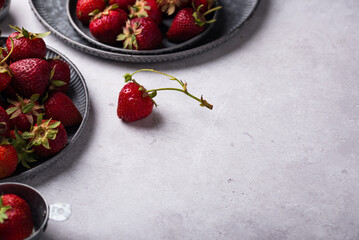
22 114 60 150
123 69 213 109
157 0 188 15
9 129 37 169
117 20 141 50
90 4 119 20
129 0 151 19
0 196 11 223
7 94 43 122
9 25 51 40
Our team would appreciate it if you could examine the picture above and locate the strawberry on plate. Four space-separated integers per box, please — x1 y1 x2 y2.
129 0 163 25
6 25 50 62
157 0 189 15
44 91 83 127
0 143 18 179
89 4 128 44
9 58 51 98
23 115 68 158
117 17 163 50
166 4 221 42
117 69 213 122
48 58 71 93
108 0 137 12
76 0 106 24
6 94 44 132
0 194 34 240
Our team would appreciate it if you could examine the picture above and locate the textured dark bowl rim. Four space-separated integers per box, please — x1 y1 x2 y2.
28 0 261 62
0 182 50 239
66 0 220 55
0 39 90 182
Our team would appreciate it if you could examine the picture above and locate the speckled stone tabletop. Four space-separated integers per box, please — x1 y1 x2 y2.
1 0 358 239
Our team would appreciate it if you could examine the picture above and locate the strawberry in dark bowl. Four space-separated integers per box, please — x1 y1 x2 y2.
67 0 221 54
0 182 72 239
0 28 89 182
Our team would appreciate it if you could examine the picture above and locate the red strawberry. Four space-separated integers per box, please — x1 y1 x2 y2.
76 0 106 24
166 5 220 42
108 0 136 11
23 116 68 158
9 58 51 98
117 69 213 122
117 81 154 122
48 59 71 93
0 106 11 137
89 4 128 44
0 144 18 179
129 0 163 25
166 7 203 42
157 0 189 15
117 17 163 50
6 26 50 62
193 0 213 13
0 194 34 239
44 92 82 127
6 94 44 132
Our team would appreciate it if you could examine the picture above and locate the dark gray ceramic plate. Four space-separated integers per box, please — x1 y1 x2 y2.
0 37 90 182
29 0 260 62
67 0 219 55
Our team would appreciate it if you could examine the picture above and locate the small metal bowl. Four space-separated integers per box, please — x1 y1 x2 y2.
0 182 71 239
0 0 10 23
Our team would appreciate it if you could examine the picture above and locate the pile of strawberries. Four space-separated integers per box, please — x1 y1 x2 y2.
76 0 221 50
0 26 83 180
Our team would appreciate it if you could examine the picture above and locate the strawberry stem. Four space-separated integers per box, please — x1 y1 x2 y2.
0 38 14 65
124 69 213 109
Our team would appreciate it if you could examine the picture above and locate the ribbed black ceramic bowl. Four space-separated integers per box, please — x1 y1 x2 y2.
0 37 90 182
29 0 260 62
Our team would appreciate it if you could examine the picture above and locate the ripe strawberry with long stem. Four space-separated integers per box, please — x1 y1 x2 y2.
117 17 163 50
22 114 68 158
89 4 128 44
76 0 106 24
6 94 44 132
0 194 34 239
117 69 213 122
166 4 221 42
129 0 163 25
6 25 50 62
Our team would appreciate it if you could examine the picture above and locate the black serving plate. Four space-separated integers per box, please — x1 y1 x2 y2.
29 0 260 62
0 37 90 182
67 0 220 55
